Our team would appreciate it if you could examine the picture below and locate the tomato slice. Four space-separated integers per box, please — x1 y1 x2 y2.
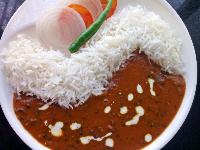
69 4 94 28
100 0 117 18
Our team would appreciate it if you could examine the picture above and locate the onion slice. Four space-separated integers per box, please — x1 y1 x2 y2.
36 6 86 55
60 0 103 20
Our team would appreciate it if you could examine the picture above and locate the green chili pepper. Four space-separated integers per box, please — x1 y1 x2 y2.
69 0 113 53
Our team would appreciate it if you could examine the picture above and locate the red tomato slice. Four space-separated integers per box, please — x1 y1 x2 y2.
100 0 117 18
69 4 94 28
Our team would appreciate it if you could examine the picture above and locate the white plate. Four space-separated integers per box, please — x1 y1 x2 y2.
0 0 197 150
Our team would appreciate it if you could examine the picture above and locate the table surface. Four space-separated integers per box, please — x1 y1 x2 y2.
0 0 200 150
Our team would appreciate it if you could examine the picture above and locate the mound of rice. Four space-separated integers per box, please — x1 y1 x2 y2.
1 6 183 108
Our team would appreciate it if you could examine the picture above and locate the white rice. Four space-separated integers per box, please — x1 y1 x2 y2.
1 6 183 108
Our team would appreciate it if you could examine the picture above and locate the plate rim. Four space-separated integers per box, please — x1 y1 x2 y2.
0 0 197 150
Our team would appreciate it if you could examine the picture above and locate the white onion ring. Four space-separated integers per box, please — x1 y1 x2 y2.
59 0 103 20
36 6 86 55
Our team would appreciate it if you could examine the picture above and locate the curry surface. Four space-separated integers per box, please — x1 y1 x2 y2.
14 52 185 150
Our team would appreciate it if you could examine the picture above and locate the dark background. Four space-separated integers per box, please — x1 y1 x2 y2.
0 0 200 149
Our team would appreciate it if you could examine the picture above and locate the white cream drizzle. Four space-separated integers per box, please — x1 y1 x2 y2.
128 93 134 101
120 106 128 115
80 132 112 145
105 138 114 148
125 106 145 126
48 121 64 137
104 106 111 114
137 84 143 94
70 122 81 131
148 78 156 96
38 104 49 111
145 134 153 142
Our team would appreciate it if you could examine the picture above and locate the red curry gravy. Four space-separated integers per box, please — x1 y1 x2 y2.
14 52 185 150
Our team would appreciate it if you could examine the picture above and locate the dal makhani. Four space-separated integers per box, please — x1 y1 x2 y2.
1 1 185 150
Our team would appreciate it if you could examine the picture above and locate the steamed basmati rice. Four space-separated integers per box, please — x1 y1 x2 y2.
1 6 183 108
